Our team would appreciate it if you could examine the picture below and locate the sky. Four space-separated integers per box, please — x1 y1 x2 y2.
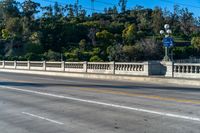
17 0 200 17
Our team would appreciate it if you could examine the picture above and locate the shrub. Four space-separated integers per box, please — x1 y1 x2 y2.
89 55 103 62
44 50 61 61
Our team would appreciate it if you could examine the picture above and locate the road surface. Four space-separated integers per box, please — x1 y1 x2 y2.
0 72 200 133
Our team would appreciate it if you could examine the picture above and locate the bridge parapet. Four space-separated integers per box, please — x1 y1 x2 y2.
1 60 200 79
174 63 200 78
0 61 150 76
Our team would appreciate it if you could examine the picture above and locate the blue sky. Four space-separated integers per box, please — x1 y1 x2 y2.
17 0 200 17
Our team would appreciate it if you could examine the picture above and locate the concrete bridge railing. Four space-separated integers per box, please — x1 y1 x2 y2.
0 61 150 76
1 60 200 79
173 63 200 78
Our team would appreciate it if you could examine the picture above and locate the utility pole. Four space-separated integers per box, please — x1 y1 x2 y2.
75 0 79 16
91 0 95 14
76 0 79 5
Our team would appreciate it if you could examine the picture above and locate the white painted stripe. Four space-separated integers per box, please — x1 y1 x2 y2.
1 85 200 122
22 112 64 125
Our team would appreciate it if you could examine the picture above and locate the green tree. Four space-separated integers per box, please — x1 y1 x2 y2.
0 0 199 61
54 2 64 18
88 28 98 46
2 17 23 56
152 7 164 34
42 5 53 18
22 0 40 19
107 44 127 61
96 30 114 45
118 0 127 13
79 7 86 20
122 24 137 44
67 4 74 18
191 37 200 50
79 39 86 51
90 55 103 62
21 0 40 38
1 29 10 40
25 32 43 54
44 50 61 61
0 0 20 19
179 8 194 38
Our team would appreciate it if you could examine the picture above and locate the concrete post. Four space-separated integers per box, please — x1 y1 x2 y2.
14 60 17 69
2 60 5 68
83 61 88 73
143 61 149 76
110 61 115 74
164 61 174 77
61 61 65 71
43 61 46 71
27 61 30 70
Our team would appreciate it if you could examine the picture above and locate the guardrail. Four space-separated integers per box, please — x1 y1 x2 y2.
174 63 200 78
0 61 150 76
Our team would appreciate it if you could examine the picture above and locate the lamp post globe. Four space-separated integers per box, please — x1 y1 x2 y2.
166 29 172 34
164 24 170 29
160 30 164 35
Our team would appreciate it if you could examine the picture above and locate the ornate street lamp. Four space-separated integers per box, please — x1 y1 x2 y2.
160 24 174 61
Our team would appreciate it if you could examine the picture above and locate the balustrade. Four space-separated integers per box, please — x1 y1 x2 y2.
0 61 148 76
174 63 200 74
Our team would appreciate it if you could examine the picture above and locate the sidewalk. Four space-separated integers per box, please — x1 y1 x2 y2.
0 68 199 87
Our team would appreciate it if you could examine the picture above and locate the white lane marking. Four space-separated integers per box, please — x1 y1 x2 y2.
1 85 200 122
22 112 64 125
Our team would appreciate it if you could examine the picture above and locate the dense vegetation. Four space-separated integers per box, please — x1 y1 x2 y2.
0 0 200 61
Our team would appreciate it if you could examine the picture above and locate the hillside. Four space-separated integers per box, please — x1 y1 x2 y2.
0 0 200 61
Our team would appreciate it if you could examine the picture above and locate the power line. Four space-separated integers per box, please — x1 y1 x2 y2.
31 0 200 14
37 0 104 12
160 0 200 9
95 0 116 6
95 0 133 10
38 0 118 12
91 0 200 10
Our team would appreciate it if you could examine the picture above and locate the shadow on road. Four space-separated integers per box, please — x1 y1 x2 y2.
0 81 200 92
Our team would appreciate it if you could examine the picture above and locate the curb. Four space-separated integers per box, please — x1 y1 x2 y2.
0 69 199 87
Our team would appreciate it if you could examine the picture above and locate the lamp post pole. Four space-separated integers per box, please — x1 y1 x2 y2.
160 24 173 62
164 47 169 61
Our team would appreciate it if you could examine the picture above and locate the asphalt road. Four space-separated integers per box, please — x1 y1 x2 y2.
0 72 200 133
